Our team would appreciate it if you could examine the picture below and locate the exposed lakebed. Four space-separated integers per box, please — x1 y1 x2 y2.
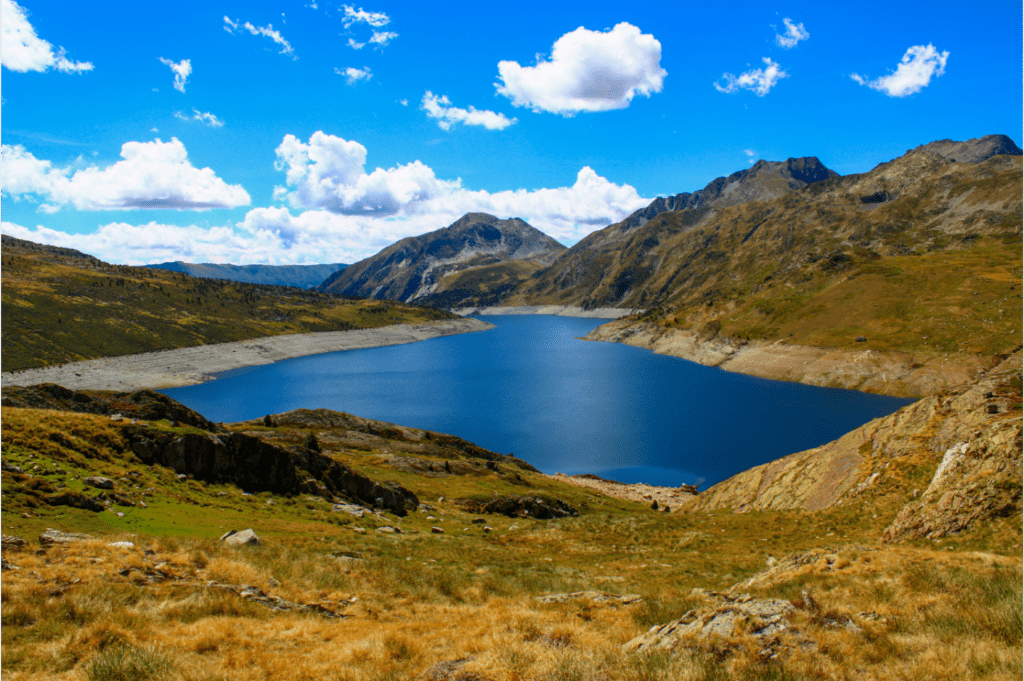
162 315 914 488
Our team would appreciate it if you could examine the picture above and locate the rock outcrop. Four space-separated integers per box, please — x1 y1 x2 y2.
687 350 1022 542
457 495 578 519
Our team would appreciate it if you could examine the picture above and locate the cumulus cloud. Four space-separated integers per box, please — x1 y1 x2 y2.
3 131 653 266
271 130 649 244
159 57 191 93
714 57 787 96
495 22 666 115
342 5 390 28
851 44 949 97
347 38 365 50
1 138 250 211
775 18 809 49
421 92 517 131
1 0 93 73
174 109 224 128
336 66 372 85
224 16 296 58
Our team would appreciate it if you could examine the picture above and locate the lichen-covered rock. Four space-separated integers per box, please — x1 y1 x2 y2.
625 592 793 652
537 591 643 605
39 528 94 546
1 535 28 552
83 476 114 490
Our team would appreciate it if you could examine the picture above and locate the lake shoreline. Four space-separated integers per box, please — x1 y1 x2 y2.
0 318 494 392
584 319 995 399
451 305 641 319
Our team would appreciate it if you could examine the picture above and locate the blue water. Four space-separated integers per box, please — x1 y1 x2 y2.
162 316 914 488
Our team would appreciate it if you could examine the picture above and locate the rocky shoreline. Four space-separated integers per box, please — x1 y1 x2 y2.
584 320 995 398
452 305 641 319
0 318 494 392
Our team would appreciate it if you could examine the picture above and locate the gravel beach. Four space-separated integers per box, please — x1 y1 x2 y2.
1 318 494 392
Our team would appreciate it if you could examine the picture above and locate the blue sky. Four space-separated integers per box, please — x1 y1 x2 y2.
2 0 1020 265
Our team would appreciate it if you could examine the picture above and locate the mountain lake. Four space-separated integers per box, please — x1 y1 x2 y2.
161 315 915 489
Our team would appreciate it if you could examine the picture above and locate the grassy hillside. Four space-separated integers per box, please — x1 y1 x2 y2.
0 236 454 372
1 388 1021 680
512 153 1022 358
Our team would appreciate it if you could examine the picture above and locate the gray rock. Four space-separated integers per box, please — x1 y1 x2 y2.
84 476 114 490
538 591 644 605
109 413 123 422
376 526 399 534
108 541 135 549
1 556 20 571
331 503 367 518
2 535 28 551
431 526 445 534
39 528 94 547
1 460 24 474
220 529 261 546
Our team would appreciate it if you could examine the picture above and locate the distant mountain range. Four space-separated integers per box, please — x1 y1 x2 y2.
317 213 566 307
146 261 347 289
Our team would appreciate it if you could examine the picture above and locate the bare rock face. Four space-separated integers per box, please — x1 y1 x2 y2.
689 350 1022 543
911 134 1022 164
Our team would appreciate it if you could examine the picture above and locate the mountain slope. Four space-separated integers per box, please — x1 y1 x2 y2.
508 157 838 308
317 213 566 305
0 235 453 372
146 261 347 289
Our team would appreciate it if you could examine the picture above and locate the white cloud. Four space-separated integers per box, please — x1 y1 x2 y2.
775 18 809 49
347 38 365 50
336 66 372 85
714 57 787 96
224 16 296 59
369 30 398 48
174 109 224 128
1 0 93 73
744 149 757 164
159 57 191 93
421 91 517 131
1 138 250 211
398 99 408 106
495 23 666 115
851 44 949 97
271 131 649 244
342 5 390 28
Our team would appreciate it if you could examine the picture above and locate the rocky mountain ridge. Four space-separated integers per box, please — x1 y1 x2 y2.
318 213 566 305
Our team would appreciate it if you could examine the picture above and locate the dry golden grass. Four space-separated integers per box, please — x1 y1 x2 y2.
2 529 1020 681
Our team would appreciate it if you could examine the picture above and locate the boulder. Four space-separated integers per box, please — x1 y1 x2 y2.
1 460 24 474
108 541 135 549
220 529 261 546
458 495 578 519
39 528 94 547
47 491 105 512
1 535 28 552
332 503 367 518
83 476 114 490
